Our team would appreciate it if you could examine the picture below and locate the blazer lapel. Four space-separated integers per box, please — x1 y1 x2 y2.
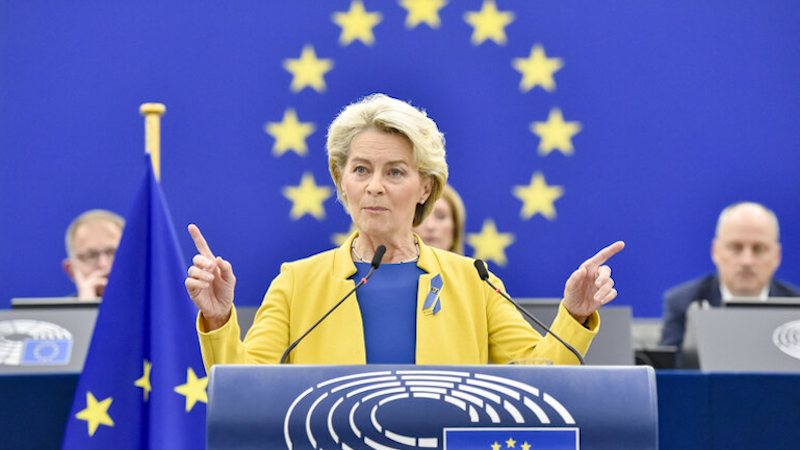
326 232 365 362
415 237 446 362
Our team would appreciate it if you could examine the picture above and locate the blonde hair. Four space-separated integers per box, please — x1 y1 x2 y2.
440 184 467 254
65 209 125 258
326 94 448 226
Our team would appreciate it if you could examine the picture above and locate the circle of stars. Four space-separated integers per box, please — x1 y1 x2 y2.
263 0 584 268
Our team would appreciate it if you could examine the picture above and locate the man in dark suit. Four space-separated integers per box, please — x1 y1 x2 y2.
660 202 800 365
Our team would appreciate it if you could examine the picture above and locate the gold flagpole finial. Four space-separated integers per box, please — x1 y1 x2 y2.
139 103 167 180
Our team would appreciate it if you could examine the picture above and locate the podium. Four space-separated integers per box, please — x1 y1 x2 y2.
207 365 658 450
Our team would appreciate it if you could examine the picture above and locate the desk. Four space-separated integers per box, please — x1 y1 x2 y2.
0 374 78 449
3 371 800 449
657 371 800 449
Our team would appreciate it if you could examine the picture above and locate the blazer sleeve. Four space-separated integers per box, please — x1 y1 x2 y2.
197 263 294 373
485 275 598 365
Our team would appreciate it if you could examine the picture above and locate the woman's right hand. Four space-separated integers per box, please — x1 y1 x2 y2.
185 224 236 331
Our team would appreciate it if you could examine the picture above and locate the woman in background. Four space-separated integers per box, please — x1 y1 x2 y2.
413 184 466 254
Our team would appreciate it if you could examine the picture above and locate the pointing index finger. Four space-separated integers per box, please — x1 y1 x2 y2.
188 224 215 259
584 241 625 267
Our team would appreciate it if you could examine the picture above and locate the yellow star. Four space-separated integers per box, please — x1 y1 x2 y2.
399 0 448 29
464 0 515 46
506 437 517 447
265 109 316 157
521 442 532 450
75 392 114 437
282 172 334 220
491 442 502 450
282 45 334 93
512 44 563 92
531 108 582 156
331 223 357 247
133 359 152 402
173 367 208 412
332 0 383 46
467 218 515 267
513 172 564 220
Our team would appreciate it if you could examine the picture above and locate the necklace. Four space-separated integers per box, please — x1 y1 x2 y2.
351 236 420 264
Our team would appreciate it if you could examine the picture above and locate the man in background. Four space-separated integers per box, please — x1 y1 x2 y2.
62 209 125 300
660 202 800 361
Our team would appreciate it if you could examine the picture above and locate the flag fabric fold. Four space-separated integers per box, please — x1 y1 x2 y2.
62 154 205 449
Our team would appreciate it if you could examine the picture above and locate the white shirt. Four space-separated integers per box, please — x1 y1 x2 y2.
720 282 770 303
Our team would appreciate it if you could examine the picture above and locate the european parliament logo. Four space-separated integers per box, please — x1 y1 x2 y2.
0 320 72 366
773 320 800 361
283 369 579 450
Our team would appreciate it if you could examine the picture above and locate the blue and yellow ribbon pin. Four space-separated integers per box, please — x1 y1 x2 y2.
422 274 444 316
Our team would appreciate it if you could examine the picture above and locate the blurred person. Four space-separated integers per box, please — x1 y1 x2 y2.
413 184 466 254
185 93 624 369
660 202 800 360
62 209 125 300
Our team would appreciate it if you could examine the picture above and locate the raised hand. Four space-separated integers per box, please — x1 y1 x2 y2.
562 241 625 323
74 266 109 300
184 224 236 330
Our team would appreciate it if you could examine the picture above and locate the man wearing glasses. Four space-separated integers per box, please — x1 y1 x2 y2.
62 209 125 300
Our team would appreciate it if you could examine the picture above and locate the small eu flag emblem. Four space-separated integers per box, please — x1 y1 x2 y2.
22 339 72 365
444 427 579 450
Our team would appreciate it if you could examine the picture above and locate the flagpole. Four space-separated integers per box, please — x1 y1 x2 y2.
139 102 167 181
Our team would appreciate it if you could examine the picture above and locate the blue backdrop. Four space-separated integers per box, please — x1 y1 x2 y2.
2 1 799 317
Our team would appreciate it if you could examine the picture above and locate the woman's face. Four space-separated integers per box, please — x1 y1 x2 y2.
413 197 454 251
342 129 431 242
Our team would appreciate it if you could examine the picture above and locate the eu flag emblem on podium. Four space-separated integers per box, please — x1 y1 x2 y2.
62 154 205 449
445 428 578 449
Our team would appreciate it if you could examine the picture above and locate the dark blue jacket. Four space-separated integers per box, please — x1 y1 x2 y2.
659 274 800 360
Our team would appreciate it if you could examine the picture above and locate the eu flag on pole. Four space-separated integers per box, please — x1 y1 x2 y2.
62 154 205 449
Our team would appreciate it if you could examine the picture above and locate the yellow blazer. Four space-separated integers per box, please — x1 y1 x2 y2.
198 233 598 371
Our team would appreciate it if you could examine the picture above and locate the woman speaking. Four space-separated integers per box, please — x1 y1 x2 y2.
185 94 624 368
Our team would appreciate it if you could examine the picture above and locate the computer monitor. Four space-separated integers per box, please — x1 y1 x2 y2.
723 296 800 308
11 297 101 309
516 299 634 365
0 308 97 374
684 306 800 372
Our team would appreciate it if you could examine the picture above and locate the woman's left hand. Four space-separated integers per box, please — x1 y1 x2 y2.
563 241 626 324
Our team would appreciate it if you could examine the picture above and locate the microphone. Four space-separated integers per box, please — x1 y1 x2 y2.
473 259 586 365
280 244 386 364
